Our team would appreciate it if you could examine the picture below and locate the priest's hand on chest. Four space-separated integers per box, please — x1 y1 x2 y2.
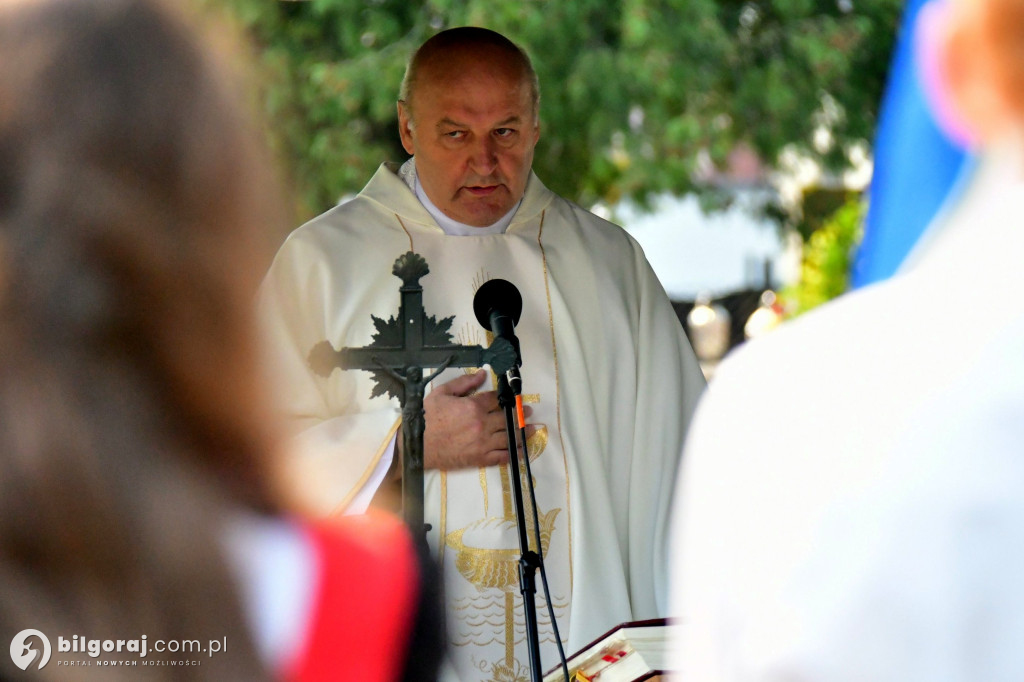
406 369 535 471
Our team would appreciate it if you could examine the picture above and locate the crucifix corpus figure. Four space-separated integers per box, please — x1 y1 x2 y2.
307 251 516 539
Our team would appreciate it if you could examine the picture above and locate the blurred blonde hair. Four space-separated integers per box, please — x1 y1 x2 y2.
0 0 286 677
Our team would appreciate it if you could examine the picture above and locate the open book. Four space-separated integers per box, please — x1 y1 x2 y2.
543 618 679 682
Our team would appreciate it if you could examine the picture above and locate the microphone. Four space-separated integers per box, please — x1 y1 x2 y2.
473 279 523 394
474 278 564 680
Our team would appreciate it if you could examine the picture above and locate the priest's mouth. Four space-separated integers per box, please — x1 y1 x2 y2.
463 185 502 196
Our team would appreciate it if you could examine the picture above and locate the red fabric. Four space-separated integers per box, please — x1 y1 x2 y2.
285 512 419 682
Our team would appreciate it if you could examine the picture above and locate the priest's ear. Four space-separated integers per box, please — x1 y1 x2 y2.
397 100 416 156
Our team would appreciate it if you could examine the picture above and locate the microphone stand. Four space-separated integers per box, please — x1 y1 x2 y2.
497 371 543 682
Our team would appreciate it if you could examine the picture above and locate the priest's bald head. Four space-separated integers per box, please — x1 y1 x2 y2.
397 27 542 227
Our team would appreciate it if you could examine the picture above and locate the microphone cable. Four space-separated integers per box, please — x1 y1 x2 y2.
515 395 571 682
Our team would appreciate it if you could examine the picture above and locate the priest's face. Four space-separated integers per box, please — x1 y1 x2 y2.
398 47 540 227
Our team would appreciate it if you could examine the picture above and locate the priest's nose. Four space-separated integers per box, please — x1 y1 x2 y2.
468 136 498 176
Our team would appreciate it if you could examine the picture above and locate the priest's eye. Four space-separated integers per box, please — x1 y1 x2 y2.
443 130 466 140
494 128 516 138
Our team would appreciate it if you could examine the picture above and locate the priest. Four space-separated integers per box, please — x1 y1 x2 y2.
259 27 704 681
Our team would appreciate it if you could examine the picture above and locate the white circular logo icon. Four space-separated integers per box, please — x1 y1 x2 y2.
10 630 51 671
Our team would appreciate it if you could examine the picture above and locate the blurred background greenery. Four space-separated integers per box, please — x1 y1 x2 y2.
781 196 864 316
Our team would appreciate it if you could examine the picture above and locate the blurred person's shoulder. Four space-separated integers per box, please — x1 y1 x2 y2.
308 510 416 566
286 512 423 682
683 268 947 501
708 274 924 409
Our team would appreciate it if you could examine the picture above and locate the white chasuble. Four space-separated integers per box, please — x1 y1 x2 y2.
258 162 706 682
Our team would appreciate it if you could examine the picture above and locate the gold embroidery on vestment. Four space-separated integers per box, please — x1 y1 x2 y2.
395 214 414 251
441 212 572 677
536 210 574 595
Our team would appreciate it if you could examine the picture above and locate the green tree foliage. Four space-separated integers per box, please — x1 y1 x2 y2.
207 0 901 222
781 196 865 316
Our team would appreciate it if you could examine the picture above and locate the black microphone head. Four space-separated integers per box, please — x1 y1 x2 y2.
473 278 522 330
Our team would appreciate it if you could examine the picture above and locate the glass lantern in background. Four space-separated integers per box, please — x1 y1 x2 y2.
687 294 731 380
744 290 784 340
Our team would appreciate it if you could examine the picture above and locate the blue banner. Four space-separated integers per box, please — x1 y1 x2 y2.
852 0 971 288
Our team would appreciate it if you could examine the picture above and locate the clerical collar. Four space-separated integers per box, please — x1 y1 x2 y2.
399 158 520 236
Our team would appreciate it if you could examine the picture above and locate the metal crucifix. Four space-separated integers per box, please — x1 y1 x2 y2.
307 251 516 540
